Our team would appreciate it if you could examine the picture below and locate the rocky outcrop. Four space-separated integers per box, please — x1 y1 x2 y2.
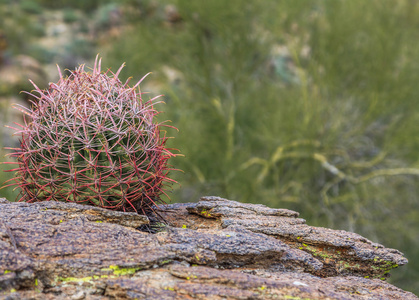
0 196 416 299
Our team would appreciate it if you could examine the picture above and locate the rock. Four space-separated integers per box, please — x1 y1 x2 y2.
181 196 408 278
0 196 417 299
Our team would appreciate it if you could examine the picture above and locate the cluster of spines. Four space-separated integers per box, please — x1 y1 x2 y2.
2 57 178 215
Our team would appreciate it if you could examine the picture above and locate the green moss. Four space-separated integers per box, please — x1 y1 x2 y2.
299 244 334 260
371 259 399 272
160 260 172 265
308 249 333 259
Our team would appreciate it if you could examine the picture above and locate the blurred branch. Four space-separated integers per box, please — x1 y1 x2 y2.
319 156 419 205
355 168 419 184
348 151 387 169
242 145 419 206
240 140 322 183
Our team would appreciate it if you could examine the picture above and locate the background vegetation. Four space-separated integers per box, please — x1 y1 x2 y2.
1 0 418 295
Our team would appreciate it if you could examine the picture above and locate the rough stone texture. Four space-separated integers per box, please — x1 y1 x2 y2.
0 196 417 299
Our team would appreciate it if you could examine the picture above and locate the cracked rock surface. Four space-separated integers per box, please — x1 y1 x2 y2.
0 196 417 299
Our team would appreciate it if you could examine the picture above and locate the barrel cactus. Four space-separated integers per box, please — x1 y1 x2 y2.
2 57 179 215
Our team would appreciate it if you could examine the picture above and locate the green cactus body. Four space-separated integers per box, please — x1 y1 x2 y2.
3 56 179 215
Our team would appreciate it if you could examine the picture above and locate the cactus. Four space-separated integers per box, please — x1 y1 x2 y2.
2 56 179 216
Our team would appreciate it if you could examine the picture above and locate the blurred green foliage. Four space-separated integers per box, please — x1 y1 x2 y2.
0 1 45 56
36 0 115 11
20 0 43 14
0 0 418 295
102 0 419 293
62 8 78 23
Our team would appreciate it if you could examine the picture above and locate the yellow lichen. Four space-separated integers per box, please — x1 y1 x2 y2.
59 276 93 283
107 265 141 276
201 208 212 217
